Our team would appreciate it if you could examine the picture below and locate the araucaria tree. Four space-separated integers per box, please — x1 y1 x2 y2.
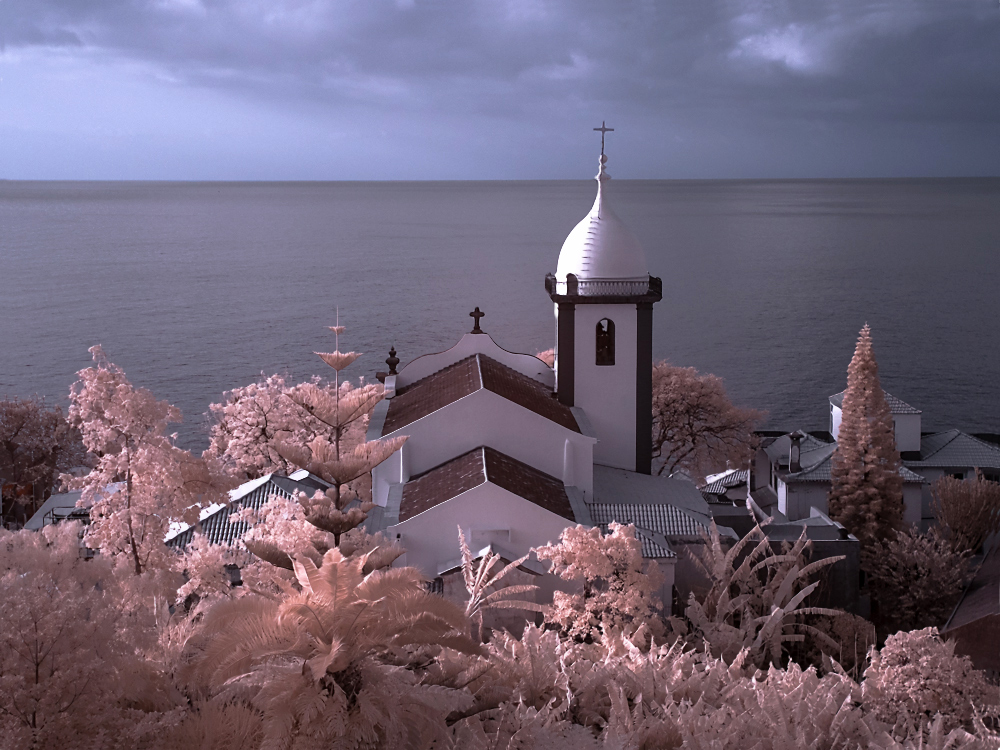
828 325 904 546
65 346 235 578
243 325 405 562
650 362 763 479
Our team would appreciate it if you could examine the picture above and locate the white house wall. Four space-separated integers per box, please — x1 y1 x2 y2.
387 483 577 582
372 390 595 507
783 484 830 521
394 333 555 389
572 303 638 471
893 414 922 453
831 403 922 454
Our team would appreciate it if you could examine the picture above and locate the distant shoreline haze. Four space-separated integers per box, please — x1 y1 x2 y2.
2 178 998 451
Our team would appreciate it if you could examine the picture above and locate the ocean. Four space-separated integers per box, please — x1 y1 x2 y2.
1 178 998 451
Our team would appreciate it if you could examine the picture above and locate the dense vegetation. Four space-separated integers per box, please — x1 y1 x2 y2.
1 331 998 749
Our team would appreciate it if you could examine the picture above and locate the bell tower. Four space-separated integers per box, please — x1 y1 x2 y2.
544 126 662 474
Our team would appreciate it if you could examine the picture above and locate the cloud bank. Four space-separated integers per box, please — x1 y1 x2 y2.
1 0 998 178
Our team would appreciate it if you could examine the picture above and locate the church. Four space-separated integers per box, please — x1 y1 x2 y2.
362 134 724 608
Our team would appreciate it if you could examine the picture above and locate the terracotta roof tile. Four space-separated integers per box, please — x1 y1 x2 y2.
479 356 580 432
400 450 487 521
483 448 575 520
399 447 574 522
382 354 579 435
383 356 481 434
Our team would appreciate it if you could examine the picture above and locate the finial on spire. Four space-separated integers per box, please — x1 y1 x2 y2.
470 307 486 334
386 346 399 375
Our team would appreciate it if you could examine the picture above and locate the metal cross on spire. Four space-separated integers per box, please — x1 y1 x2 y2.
594 121 614 155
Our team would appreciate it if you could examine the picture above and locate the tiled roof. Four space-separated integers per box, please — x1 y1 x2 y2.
399 446 574 522
785 445 924 484
165 474 327 549
592 465 710 516
701 469 749 495
588 502 709 539
906 430 1000 470
829 390 921 415
944 545 1000 632
633 529 676 559
763 432 831 465
382 354 579 435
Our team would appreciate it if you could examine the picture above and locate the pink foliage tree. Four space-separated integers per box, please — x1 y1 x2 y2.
650 362 764 479
931 471 1000 555
535 523 664 642
0 396 88 523
863 526 972 638
206 373 319 480
864 628 999 735
65 346 236 580
0 523 134 747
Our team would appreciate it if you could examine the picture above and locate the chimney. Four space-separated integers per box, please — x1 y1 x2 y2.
789 433 802 473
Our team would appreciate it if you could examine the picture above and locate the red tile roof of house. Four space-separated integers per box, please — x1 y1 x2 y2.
382 354 579 435
399 446 574 522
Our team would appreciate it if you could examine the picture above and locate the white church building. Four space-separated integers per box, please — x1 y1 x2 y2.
364 145 724 608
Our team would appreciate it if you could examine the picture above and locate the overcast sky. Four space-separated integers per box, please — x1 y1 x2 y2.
1 0 998 180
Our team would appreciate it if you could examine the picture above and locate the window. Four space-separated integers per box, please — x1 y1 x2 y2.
952 472 965 480
596 319 615 366
984 473 1000 484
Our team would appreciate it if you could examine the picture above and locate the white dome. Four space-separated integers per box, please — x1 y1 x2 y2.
555 159 648 281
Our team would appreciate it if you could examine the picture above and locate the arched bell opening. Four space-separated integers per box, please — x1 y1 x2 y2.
596 319 615 366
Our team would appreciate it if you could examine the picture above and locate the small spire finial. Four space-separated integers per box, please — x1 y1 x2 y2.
469 307 486 334
386 346 399 375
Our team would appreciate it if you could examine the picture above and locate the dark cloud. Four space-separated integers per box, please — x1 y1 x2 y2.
1 0 997 178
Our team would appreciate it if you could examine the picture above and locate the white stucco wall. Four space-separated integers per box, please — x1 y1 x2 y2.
371 389 595 507
903 483 923 528
893 414 922 453
572 303 638 471
782 483 830 521
831 403 922 454
394 333 554 389
388 483 578 581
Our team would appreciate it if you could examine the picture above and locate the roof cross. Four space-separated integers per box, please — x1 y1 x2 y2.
594 121 614 155
469 307 486 334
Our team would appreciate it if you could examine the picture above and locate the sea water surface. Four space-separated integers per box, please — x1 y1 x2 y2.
1 179 998 451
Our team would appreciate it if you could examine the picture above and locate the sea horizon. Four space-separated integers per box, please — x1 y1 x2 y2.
3 177 999 451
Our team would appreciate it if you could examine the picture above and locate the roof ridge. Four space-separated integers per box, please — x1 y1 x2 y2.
408 446 486 481
394 354 480 395
921 428 962 459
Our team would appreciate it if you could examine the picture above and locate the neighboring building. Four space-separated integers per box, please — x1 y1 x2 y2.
165 470 328 549
829 390 922 456
751 430 926 527
24 489 88 530
749 387 1000 533
942 544 1000 682
703 467 863 613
